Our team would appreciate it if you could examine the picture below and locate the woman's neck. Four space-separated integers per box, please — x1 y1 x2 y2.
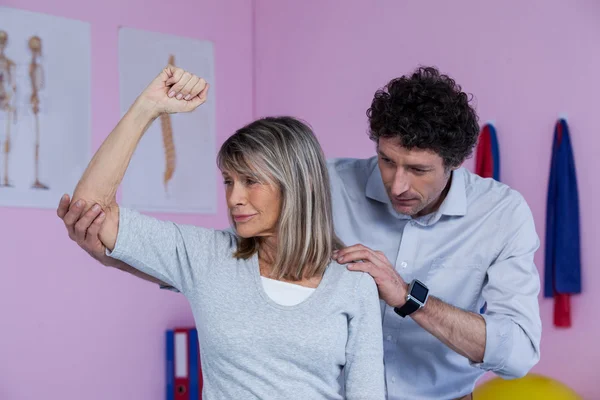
257 236 322 288
258 236 277 269
257 236 277 277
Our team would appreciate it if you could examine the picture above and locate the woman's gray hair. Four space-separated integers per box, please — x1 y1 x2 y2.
217 116 344 281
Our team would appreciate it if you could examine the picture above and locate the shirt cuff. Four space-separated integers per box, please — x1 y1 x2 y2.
470 314 513 371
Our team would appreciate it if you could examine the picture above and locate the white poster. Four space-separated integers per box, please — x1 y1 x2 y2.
0 7 91 208
118 27 217 214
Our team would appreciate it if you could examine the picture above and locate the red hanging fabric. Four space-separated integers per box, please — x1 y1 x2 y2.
475 125 493 178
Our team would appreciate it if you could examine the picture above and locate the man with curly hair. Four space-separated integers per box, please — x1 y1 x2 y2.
332 66 541 399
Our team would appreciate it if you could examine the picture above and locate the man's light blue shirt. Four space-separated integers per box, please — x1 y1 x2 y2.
328 156 542 400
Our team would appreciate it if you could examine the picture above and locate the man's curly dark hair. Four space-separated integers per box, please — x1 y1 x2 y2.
367 66 480 169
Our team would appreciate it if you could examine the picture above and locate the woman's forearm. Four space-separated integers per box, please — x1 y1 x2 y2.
72 99 157 210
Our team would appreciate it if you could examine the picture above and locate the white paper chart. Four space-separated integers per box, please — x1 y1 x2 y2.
0 7 91 209
118 27 217 214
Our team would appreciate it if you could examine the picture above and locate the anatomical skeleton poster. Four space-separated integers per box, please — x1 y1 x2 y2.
0 7 91 209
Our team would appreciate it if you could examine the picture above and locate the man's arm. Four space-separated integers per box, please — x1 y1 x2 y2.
337 247 485 362
336 200 541 379
466 199 542 378
411 296 486 363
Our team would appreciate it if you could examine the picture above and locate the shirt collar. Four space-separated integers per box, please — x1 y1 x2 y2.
437 168 467 217
366 160 391 204
365 164 467 218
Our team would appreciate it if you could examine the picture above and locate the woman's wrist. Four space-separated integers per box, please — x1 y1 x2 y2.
130 96 161 123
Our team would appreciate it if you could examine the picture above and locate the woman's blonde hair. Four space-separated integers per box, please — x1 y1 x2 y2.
217 116 344 280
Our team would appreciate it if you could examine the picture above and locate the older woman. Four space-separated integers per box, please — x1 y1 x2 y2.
59 65 385 399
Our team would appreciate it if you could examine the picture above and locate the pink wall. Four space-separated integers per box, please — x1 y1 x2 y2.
2 1 599 399
0 1 253 399
254 0 600 398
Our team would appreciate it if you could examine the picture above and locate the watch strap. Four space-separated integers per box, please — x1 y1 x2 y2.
394 298 421 318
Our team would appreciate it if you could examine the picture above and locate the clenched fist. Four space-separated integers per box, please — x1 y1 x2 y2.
138 65 210 118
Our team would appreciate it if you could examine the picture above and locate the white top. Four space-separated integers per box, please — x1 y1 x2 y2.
260 276 316 306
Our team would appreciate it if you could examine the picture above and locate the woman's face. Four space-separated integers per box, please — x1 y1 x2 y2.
222 170 282 239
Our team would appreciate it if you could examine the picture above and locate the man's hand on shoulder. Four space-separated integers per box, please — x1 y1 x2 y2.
334 244 408 307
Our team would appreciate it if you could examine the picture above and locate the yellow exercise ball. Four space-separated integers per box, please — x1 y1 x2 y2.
473 374 582 400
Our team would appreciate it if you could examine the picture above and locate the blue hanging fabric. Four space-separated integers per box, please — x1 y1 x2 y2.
544 118 581 327
489 124 500 181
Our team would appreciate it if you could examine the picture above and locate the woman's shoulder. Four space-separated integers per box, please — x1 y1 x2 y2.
326 261 378 295
322 263 380 315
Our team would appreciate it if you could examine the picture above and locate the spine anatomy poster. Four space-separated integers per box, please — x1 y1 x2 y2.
118 27 217 214
0 7 91 208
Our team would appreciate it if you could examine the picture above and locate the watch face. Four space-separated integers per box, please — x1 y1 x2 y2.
410 280 429 303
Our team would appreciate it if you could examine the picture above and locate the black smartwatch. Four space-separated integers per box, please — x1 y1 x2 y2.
394 279 429 318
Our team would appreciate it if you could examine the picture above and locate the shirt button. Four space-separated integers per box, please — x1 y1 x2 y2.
391 377 396 383
400 261 408 268
386 335 392 341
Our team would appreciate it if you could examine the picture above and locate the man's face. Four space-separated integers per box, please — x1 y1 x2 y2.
377 137 455 217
